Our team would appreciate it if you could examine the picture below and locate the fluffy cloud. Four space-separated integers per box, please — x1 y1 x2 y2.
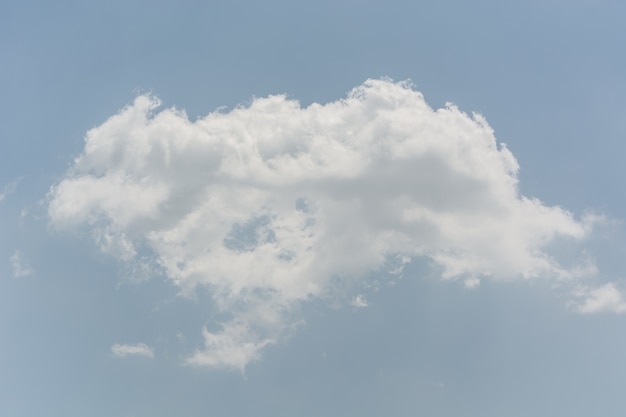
574 283 626 314
185 321 274 372
48 79 596 370
111 343 155 359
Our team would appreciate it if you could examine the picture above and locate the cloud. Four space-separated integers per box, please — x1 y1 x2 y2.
48 79 597 370
574 283 626 314
111 343 155 359
351 294 368 307
464 277 481 289
185 321 274 372
0 178 20 203
10 251 33 278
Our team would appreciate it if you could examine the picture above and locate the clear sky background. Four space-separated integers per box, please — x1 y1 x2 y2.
2 1 626 416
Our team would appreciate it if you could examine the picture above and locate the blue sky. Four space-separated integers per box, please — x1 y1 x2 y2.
2 1 626 416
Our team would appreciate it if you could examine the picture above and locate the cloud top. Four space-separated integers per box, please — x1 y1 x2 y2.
48 79 595 370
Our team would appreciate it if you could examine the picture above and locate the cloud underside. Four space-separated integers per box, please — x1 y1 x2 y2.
48 79 600 370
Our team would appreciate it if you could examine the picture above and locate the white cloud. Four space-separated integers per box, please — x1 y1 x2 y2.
185 322 273 372
111 343 155 359
351 294 368 307
574 283 626 314
10 251 33 278
464 277 481 289
48 79 597 370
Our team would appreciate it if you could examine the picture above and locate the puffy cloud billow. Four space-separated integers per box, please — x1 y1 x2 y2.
48 79 601 370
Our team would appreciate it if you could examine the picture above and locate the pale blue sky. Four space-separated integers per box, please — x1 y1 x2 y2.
2 1 626 416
